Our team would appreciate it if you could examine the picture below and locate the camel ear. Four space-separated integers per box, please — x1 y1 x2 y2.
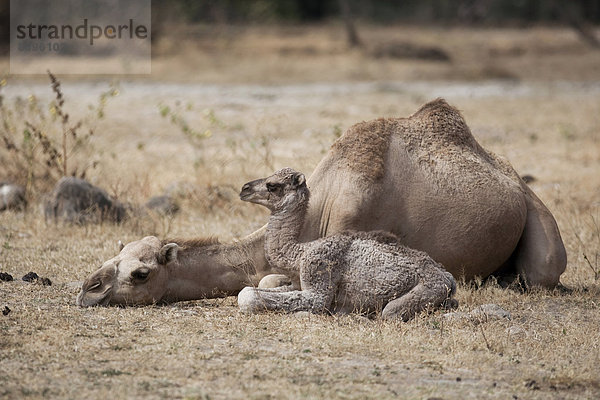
293 173 306 188
118 240 124 252
158 243 179 265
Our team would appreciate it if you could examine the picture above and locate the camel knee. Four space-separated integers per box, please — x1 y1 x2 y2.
521 248 567 288
381 287 426 322
382 278 456 321
516 186 568 289
382 295 423 321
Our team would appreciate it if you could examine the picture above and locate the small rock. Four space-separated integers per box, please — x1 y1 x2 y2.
44 177 127 224
22 271 39 282
470 304 511 323
0 272 14 282
0 182 27 211
506 325 527 338
2 306 10 316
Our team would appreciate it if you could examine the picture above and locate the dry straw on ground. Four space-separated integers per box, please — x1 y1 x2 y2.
0 26 599 399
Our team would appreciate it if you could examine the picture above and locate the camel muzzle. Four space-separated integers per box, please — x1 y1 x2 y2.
239 179 264 201
76 286 113 307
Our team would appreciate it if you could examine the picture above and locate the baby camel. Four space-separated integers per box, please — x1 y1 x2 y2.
238 168 457 321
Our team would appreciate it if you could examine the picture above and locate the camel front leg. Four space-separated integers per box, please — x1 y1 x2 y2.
237 286 332 314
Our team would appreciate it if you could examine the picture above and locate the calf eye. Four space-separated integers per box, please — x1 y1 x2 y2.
131 268 150 281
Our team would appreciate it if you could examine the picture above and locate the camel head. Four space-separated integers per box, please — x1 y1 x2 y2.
240 167 308 212
76 236 179 307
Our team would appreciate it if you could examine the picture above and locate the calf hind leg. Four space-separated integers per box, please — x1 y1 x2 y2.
381 281 455 321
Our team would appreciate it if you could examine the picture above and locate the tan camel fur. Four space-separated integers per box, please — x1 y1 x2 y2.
77 98 566 306
237 168 457 320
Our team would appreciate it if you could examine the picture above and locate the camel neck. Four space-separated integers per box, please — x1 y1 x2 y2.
265 194 309 271
161 231 269 302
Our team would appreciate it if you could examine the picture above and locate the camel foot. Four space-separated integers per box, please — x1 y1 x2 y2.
237 287 263 313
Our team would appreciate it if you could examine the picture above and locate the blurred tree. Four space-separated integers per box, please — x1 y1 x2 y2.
338 0 362 47
553 0 600 48
458 0 493 23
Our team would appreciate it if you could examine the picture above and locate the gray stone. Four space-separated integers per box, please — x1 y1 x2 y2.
506 325 527 338
470 303 511 323
44 177 127 223
0 182 26 211
443 304 511 324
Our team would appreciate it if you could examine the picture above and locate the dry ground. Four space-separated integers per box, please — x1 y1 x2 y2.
1 25 599 399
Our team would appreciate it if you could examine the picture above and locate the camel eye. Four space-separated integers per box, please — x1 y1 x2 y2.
88 281 101 291
266 183 280 193
131 268 150 281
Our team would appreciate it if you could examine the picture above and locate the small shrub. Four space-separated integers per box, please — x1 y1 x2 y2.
0 71 118 196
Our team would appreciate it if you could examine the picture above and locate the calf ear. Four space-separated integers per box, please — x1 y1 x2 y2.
158 243 179 265
118 240 124 252
293 173 306 188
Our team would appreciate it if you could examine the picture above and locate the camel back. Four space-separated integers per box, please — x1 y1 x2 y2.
330 98 519 190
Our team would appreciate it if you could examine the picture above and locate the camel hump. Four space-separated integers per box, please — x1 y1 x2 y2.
330 117 393 182
408 97 477 149
411 97 455 117
330 99 477 183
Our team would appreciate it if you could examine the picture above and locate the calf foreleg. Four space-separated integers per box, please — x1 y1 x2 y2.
237 286 332 314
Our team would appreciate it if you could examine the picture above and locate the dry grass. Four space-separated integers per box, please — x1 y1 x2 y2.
1 25 600 399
